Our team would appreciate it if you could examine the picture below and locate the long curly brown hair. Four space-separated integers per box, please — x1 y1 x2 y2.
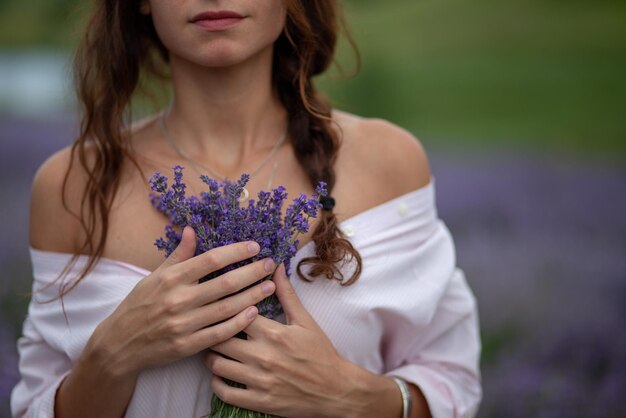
58 0 362 298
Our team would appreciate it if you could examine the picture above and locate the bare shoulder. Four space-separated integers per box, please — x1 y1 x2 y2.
332 109 432 207
29 144 95 253
29 117 159 253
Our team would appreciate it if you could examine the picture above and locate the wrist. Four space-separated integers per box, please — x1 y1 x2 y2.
56 331 138 418
390 377 412 418
82 322 139 382
331 361 402 418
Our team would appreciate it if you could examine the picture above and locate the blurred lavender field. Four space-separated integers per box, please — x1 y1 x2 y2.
1 117 625 417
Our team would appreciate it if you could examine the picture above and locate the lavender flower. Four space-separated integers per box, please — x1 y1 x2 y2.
150 168 325 290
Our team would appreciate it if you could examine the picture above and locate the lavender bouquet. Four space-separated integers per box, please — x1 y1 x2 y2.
149 165 326 418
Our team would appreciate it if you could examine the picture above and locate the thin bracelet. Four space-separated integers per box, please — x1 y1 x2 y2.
391 376 412 418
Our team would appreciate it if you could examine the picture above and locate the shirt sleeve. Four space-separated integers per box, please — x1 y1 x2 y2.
384 267 482 418
10 314 73 418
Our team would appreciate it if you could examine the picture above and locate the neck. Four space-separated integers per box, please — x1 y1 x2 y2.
163 46 288 173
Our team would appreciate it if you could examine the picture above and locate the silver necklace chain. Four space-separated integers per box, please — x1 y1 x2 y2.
159 107 287 197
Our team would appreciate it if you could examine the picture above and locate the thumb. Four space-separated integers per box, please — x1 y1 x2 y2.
273 263 314 327
160 226 197 269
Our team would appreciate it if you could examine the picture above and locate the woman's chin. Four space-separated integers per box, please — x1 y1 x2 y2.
177 44 272 71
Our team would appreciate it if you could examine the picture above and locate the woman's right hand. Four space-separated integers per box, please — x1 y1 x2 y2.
83 225 276 380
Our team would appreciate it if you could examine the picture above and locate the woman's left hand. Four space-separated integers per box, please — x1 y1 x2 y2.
204 263 370 418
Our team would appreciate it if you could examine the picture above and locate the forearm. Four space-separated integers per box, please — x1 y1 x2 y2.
54 345 138 418
336 362 432 418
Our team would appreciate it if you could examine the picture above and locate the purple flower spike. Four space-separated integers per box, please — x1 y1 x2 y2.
149 167 328 309
149 172 168 193
315 181 328 198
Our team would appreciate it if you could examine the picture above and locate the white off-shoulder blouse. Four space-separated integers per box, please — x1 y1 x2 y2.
11 178 482 418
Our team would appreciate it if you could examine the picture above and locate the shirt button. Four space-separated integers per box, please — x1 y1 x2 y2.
342 225 355 237
397 203 409 216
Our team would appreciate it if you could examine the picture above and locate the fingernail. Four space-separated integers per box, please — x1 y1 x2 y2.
246 307 257 319
264 258 275 273
248 242 260 253
262 281 274 294
277 264 286 277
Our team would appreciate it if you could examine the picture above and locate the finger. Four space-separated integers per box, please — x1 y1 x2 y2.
166 240 262 284
211 375 269 413
186 279 276 330
205 352 263 389
273 263 315 327
186 305 258 352
158 226 197 270
192 257 276 305
210 335 259 363
239 314 282 341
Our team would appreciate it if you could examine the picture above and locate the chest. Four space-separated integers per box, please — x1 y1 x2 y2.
101 165 324 272
98 139 385 271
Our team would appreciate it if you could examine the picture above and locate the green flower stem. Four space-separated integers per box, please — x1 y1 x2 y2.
209 387 283 418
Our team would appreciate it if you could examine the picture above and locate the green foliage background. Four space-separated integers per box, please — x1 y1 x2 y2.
1 0 625 157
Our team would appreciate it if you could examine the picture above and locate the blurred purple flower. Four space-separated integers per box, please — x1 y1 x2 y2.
0 323 19 413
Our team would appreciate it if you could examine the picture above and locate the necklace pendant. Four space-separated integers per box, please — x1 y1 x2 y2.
239 187 250 202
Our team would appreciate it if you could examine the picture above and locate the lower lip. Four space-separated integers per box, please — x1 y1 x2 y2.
193 17 243 31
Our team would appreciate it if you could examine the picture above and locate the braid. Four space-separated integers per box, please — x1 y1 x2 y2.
275 1 363 285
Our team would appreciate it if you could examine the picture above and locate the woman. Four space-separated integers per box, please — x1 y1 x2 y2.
11 1 482 417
